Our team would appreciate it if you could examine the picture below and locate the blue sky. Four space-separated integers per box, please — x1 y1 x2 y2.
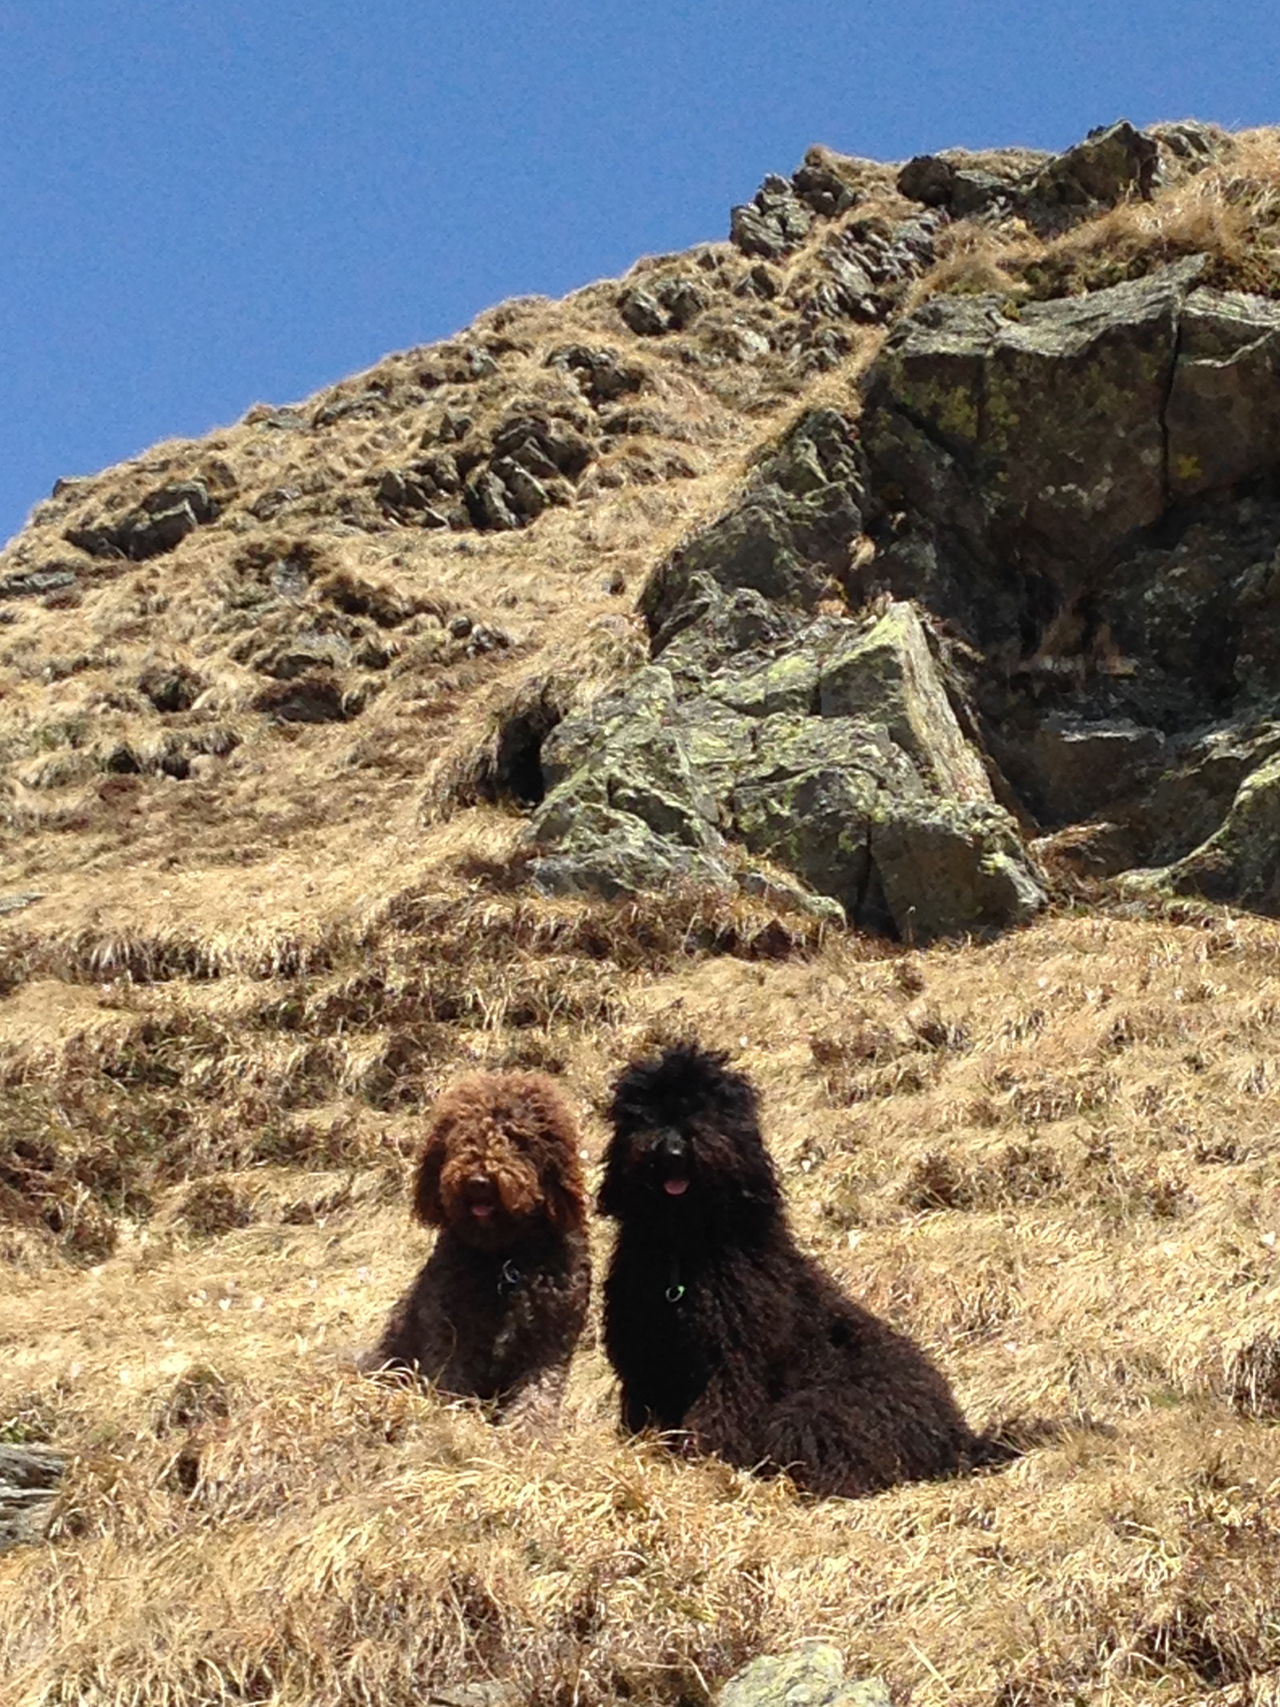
2 0 1277 545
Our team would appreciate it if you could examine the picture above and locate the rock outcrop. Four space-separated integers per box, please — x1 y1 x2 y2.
528 409 1047 938
894 118 1232 229
855 259 1280 900
529 213 1280 929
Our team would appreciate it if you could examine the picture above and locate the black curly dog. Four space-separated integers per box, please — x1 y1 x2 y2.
599 1041 1016 1497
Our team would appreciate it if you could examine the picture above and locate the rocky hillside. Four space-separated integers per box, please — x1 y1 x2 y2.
4 120 1280 950
4 119 1280 1707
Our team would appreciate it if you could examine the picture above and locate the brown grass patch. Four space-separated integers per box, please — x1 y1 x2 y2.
3 910 1280 1702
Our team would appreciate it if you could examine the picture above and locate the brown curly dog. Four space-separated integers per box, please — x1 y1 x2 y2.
367 1071 591 1425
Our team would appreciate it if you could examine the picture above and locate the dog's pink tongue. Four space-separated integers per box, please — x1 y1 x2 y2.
664 1178 689 1197
471 1203 495 1219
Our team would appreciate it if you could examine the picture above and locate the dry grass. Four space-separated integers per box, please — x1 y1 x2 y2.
4 910 1280 1704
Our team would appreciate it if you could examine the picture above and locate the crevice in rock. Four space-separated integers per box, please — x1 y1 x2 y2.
488 707 553 807
856 837 897 939
1158 304 1185 511
852 816 876 929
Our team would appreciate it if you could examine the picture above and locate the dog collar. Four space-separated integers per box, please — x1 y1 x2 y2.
498 1260 523 1296
664 1257 686 1305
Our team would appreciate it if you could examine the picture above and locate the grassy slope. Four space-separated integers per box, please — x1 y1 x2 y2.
3 133 1280 1707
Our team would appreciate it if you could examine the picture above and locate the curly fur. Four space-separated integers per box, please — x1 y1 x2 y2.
369 1072 591 1424
599 1042 1009 1497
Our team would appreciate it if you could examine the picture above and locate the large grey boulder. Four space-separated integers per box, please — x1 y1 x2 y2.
730 713 921 923
529 801 733 901
529 248 1280 927
816 602 992 800
1166 289 1280 500
643 410 867 643
855 261 1280 912
861 264 1280 641
862 263 1203 613
1118 723 1280 868
872 800 1048 940
528 668 734 901
537 667 721 853
527 597 1045 938
1156 749 1280 910
1005 719 1169 828
718 1642 890 1707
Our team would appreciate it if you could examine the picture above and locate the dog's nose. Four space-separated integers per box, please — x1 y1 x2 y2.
655 1130 688 1164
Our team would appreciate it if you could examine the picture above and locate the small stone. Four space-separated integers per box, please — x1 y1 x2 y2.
748 263 782 299
491 415 593 479
138 664 204 714
490 459 551 519
1026 119 1160 215
657 276 707 329
249 486 301 521
618 288 670 336
462 346 499 378
244 405 306 430
0 1445 68 1555
897 154 956 206
427 1686 516 1707
465 624 510 655
312 389 389 428
0 567 78 600
433 409 474 442
252 672 353 723
717 1641 890 1707
791 158 856 218
0 892 42 916
545 345 644 404
466 469 521 531
950 168 1012 218
730 177 814 258
104 743 143 775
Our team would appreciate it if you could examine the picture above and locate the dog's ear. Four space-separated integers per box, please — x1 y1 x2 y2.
542 1159 587 1234
595 1132 632 1220
411 1125 448 1227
